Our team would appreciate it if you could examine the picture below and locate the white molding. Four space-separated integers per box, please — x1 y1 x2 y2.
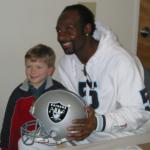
131 0 141 55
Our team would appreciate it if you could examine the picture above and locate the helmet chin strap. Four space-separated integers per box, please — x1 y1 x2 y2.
34 137 68 146
22 132 69 146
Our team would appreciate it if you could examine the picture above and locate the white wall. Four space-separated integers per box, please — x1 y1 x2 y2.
96 0 140 54
0 0 140 131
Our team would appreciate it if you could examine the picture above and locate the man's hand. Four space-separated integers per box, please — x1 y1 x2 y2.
67 106 97 141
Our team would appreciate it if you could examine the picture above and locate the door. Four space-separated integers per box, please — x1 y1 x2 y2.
137 0 150 70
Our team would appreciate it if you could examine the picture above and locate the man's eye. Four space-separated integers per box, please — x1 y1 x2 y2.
67 25 74 31
56 28 61 33
26 65 31 68
57 30 61 33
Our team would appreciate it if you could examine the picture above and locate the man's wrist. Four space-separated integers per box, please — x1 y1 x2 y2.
95 114 106 132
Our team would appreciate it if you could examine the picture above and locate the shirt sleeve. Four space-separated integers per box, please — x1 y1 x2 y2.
100 58 150 133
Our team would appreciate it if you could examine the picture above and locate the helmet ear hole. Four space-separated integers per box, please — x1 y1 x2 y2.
21 90 87 145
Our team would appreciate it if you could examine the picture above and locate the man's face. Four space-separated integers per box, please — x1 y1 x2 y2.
56 10 85 55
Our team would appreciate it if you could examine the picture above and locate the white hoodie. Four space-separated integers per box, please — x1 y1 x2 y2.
58 22 150 138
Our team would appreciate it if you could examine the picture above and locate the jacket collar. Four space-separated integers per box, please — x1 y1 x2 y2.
19 76 53 91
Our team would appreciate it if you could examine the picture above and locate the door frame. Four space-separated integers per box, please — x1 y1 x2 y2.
132 0 140 54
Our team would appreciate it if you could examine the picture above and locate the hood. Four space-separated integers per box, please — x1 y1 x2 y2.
93 21 118 42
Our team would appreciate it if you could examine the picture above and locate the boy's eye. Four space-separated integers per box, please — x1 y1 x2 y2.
37 66 43 69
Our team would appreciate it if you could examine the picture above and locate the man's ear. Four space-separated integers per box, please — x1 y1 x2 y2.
48 67 55 76
84 23 92 35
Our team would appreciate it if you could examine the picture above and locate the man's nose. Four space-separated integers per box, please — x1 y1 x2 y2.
57 31 67 42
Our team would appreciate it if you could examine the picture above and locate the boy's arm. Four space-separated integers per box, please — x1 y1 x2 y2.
2 148 8 150
0 91 18 149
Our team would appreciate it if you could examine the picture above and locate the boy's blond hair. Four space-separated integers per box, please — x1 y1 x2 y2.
25 44 56 67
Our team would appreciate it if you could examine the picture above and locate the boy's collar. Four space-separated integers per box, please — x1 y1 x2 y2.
20 76 53 91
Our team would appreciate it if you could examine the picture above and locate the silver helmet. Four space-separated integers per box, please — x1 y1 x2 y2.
21 89 87 145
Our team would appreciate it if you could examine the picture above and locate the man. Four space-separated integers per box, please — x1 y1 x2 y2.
56 4 150 142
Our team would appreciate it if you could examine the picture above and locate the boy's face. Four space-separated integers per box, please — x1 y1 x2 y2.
25 58 54 88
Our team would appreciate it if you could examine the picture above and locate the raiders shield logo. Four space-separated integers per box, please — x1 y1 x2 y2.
48 102 68 123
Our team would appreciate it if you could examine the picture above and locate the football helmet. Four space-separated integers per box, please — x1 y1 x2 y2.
21 89 87 145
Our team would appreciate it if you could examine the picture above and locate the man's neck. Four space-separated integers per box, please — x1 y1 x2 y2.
76 38 99 64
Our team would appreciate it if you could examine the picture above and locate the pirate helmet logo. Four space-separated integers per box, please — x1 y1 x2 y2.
48 102 68 123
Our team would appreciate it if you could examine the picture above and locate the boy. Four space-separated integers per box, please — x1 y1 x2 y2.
0 44 65 150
